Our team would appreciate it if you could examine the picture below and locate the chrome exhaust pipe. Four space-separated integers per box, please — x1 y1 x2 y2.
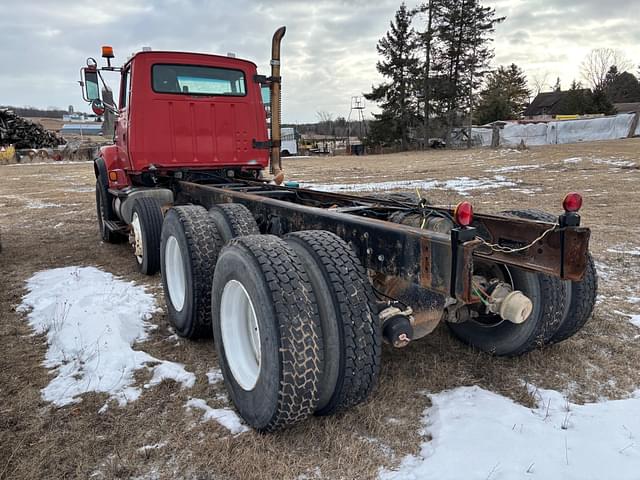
270 26 286 184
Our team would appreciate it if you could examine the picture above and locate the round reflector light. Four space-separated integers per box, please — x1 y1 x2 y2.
563 192 582 212
454 201 474 226
91 100 105 116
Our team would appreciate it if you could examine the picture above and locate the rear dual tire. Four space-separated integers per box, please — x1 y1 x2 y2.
501 209 597 345
159 204 381 430
161 205 222 338
447 263 567 356
285 231 381 416
448 209 597 355
211 231 381 430
212 235 323 432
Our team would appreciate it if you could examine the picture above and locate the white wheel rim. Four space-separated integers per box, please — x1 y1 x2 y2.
220 280 261 391
165 235 186 311
131 212 143 264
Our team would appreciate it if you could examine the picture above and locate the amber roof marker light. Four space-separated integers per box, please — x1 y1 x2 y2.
101 45 115 67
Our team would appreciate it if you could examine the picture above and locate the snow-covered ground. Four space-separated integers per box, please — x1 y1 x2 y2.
302 176 517 195
18 266 250 436
380 386 640 480
185 398 248 435
18 267 195 407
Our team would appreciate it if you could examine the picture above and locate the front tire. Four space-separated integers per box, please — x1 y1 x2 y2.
95 180 124 243
130 197 164 275
211 235 322 432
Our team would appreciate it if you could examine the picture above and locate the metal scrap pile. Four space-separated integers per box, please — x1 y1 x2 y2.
0 108 65 149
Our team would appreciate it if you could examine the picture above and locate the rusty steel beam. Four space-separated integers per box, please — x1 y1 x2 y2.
177 181 469 300
177 180 591 304
469 214 590 281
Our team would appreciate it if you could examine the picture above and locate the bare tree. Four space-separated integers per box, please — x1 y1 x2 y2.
315 111 334 136
580 48 632 90
531 71 549 96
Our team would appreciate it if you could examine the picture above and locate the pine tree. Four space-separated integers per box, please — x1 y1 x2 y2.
558 81 593 115
435 0 504 143
474 64 530 124
414 0 444 147
553 77 561 92
604 67 640 103
365 3 420 149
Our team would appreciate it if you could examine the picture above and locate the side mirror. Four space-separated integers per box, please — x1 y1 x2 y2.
80 67 101 102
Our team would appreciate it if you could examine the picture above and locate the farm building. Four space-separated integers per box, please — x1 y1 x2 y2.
523 90 590 120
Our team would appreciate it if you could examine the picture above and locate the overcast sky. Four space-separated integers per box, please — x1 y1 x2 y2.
0 0 637 123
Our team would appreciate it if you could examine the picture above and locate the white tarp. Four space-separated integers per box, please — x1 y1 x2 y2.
635 115 640 136
471 128 493 146
497 114 636 147
501 123 548 146
547 114 634 144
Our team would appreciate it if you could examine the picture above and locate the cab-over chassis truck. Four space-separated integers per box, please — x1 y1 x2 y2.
80 27 596 432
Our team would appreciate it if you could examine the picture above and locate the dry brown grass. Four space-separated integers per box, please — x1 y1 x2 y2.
1 139 639 479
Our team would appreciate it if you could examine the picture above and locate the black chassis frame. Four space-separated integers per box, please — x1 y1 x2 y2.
171 175 591 305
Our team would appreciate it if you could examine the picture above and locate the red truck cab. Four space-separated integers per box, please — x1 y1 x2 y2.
99 51 270 189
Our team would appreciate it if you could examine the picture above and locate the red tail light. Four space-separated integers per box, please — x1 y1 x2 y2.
454 201 474 226
563 192 582 212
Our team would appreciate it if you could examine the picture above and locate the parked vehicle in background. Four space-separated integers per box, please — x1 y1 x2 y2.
280 127 297 156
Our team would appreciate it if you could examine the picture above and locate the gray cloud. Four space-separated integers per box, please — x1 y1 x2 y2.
0 0 637 122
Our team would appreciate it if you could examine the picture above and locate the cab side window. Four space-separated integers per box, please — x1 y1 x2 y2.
120 68 131 109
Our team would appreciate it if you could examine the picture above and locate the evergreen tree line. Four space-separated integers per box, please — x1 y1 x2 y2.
365 1 504 148
365 2 640 149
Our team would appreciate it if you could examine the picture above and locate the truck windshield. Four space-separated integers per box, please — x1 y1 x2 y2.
152 64 246 96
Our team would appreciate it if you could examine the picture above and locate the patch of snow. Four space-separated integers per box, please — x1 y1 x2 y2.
360 435 396 459
620 312 640 328
379 385 640 480
593 260 614 284
302 176 517 196
185 398 249 435
26 200 61 209
607 247 640 256
144 361 196 389
592 158 636 168
18 266 195 407
509 187 542 195
6 160 82 167
206 369 224 384
65 186 94 193
137 442 167 453
563 157 583 164
486 164 539 173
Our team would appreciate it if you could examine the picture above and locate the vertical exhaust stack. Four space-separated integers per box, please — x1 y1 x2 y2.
270 26 286 184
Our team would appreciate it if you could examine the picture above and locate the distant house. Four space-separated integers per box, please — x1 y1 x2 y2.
523 90 590 120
